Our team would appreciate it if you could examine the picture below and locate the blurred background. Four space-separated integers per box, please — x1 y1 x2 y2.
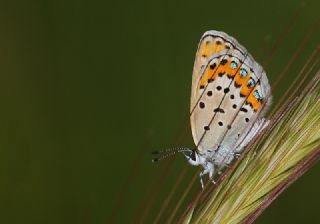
0 0 319 223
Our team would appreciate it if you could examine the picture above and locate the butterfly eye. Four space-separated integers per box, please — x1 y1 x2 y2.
253 90 262 101
230 61 237 69
190 150 197 161
240 68 247 77
247 78 255 88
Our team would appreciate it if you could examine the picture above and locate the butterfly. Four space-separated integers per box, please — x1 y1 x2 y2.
153 30 272 189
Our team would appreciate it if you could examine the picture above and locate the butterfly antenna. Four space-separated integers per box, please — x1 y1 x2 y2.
152 147 192 162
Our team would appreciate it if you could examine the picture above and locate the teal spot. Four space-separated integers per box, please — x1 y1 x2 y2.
247 78 255 88
254 90 262 101
240 68 247 77
230 61 237 69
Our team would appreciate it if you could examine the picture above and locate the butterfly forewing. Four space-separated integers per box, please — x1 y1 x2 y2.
190 31 241 113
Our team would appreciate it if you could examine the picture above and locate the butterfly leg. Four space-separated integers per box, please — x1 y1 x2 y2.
199 162 216 188
199 173 204 190
199 170 208 189
208 164 216 184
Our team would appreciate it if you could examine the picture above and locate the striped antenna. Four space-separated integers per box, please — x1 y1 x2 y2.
152 147 192 162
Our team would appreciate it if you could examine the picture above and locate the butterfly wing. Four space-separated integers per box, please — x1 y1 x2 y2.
190 31 271 156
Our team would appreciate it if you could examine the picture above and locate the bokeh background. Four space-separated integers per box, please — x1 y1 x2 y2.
0 0 319 223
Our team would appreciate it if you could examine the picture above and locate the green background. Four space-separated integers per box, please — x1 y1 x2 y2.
0 0 319 223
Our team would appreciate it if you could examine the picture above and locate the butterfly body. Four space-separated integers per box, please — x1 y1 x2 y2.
188 30 272 187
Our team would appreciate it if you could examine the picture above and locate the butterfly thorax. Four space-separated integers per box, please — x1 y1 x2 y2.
195 145 234 168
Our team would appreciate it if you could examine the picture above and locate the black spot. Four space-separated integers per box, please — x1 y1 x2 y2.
207 91 212 96
245 118 249 122
224 87 230 93
218 121 223 126
234 82 241 88
238 133 240 137
204 126 210 131
240 107 248 113
227 125 231 129
208 78 214 83
202 54 207 57
232 104 237 109
216 86 222 91
210 63 216 70
200 85 205 89
206 40 210 45
227 73 233 79
247 101 253 108
218 72 224 77
216 40 222 45
250 68 254 73
225 45 230 49
230 94 235 99
220 59 228 65
199 102 205 109
240 93 246 98
214 108 225 113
